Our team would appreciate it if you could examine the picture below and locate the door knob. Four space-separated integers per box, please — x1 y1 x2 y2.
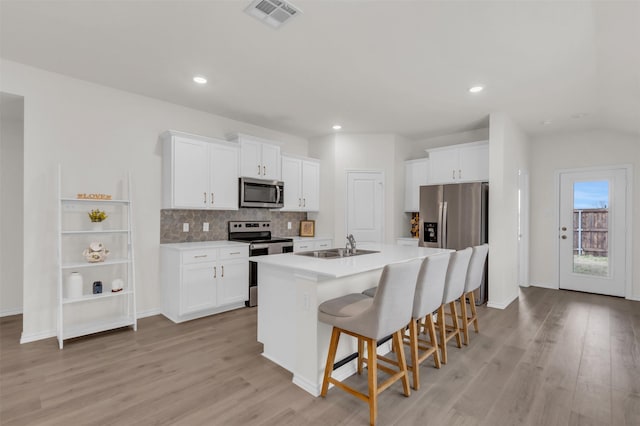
561 235 567 239
561 226 567 231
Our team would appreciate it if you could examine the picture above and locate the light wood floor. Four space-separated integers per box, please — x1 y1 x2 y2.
1 287 639 425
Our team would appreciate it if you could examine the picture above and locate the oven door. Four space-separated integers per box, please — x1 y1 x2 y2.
240 177 284 208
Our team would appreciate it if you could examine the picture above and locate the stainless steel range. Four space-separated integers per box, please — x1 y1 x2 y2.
228 221 293 307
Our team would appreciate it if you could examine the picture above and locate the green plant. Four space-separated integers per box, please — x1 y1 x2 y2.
88 209 108 222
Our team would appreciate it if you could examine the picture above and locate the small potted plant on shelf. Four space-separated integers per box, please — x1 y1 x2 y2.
88 209 108 231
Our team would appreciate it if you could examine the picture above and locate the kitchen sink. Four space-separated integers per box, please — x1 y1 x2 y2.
295 248 380 259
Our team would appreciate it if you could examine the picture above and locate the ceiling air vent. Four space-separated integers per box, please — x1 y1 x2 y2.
244 0 302 29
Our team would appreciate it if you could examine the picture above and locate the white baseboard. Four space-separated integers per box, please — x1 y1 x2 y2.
530 281 558 290
20 329 56 344
0 307 22 317
626 295 640 302
137 307 161 319
487 292 519 310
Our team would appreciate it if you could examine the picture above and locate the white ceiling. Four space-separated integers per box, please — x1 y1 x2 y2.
1 0 638 140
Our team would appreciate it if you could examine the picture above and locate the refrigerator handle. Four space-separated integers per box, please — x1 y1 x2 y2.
441 201 448 249
437 202 444 248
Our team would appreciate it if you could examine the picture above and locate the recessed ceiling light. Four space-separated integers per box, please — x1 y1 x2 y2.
193 76 207 84
541 120 552 126
332 124 342 130
469 85 484 93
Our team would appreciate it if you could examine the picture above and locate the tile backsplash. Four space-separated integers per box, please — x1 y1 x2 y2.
160 209 308 243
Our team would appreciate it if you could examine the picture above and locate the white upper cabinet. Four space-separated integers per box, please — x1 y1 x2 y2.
171 136 210 209
404 158 429 212
232 134 282 180
209 143 239 210
162 131 239 210
281 155 320 211
427 141 488 184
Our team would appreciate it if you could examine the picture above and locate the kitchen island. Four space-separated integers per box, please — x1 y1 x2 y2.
253 243 450 396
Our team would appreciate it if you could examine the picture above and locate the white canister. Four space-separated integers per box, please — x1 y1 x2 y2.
66 272 84 299
111 278 124 292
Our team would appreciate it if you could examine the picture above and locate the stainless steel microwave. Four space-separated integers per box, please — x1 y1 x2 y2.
239 177 284 208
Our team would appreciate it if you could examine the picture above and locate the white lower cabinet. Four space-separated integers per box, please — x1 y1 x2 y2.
396 238 420 247
161 243 249 323
293 238 333 252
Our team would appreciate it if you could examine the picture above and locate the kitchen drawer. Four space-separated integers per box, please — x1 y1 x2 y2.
315 240 332 249
219 246 248 260
182 249 218 264
294 241 313 252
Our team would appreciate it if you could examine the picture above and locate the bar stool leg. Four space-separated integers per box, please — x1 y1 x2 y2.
367 338 378 426
358 338 365 375
408 318 420 390
459 294 470 345
394 330 411 397
438 305 447 364
469 291 479 333
321 327 341 397
425 313 441 369
449 301 462 348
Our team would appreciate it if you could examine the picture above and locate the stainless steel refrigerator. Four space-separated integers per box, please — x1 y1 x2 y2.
419 182 489 303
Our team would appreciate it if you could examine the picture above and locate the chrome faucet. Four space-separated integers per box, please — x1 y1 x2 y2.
346 234 357 254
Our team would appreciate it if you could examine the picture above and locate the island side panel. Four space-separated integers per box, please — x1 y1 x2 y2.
294 268 384 396
257 263 297 370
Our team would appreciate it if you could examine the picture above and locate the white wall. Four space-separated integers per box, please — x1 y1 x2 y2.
307 134 335 239
308 133 402 244
0 93 24 316
0 59 308 342
488 113 530 309
529 129 639 299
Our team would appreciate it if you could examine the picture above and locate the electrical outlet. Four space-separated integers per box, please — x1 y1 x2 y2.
182 223 189 232
287 221 292 230
203 222 209 232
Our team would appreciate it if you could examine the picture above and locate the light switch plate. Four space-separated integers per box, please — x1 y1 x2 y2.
287 221 292 230
182 223 189 232
203 222 209 232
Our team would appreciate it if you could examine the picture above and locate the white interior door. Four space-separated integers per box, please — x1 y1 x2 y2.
558 168 627 297
346 171 384 243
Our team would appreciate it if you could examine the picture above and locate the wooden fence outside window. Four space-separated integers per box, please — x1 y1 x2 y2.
573 208 608 257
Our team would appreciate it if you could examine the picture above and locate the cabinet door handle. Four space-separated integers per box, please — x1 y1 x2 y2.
303 198 306 207
229 251 241 255
213 266 217 278
452 170 455 179
258 165 261 175
204 192 207 204
221 265 224 277
298 198 301 207
458 169 462 179
211 193 214 205
263 165 266 176
194 254 208 258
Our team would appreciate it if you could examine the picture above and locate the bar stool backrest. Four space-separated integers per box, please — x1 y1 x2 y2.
464 244 489 293
412 253 451 319
371 258 422 339
442 248 473 305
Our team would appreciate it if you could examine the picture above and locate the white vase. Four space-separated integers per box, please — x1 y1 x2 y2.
66 272 84 299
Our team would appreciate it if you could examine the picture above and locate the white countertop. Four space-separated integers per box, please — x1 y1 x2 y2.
160 241 249 250
252 243 451 278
